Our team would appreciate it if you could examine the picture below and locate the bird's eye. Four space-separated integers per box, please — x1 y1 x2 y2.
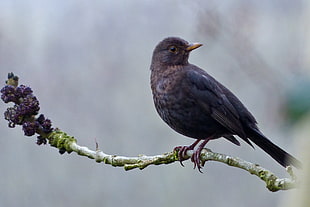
168 46 178 53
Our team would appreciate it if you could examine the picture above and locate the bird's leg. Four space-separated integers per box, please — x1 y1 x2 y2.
191 138 211 173
174 139 201 166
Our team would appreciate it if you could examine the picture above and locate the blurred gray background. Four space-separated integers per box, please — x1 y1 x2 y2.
0 0 309 207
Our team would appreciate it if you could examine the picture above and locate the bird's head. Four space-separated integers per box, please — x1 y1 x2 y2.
151 37 202 69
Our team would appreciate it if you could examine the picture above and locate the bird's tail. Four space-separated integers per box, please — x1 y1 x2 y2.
247 127 302 168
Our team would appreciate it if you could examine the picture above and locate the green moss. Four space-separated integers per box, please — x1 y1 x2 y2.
266 175 280 192
258 170 266 178
226 157 236 166
47 130 77 153
258 170 280 192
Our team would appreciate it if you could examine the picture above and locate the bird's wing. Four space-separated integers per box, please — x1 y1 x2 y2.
184 69 247 139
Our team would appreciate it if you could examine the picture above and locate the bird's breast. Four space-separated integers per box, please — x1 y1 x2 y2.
151 72 186 124
151 70 228 139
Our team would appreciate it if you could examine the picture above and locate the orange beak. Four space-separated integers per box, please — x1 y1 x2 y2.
186 43 203 51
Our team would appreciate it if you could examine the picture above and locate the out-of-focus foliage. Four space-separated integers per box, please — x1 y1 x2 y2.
284 77 310 124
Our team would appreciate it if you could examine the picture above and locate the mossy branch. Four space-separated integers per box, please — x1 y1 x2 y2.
42 129 298 192
1 73 299 192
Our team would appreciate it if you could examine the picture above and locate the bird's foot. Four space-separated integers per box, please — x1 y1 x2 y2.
191 148 204 173
174 140 201 167
190 139 210 173
174 139 211 173
174 146 190 167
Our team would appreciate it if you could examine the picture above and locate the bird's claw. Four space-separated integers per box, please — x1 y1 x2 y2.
174 146 190 167
174 145 204 172
191 150 204 173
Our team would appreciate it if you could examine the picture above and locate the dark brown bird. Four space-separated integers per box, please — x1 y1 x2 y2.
150 37 301 171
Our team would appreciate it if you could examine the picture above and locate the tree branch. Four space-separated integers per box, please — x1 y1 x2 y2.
0 73 298 192
46 129 297 192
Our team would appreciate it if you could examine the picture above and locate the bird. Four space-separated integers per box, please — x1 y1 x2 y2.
150 37 301 172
